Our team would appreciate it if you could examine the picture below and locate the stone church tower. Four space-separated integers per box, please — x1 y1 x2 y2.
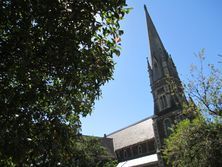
144 5 186 166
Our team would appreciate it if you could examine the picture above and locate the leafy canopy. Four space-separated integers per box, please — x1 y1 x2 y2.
0 0 129 166
164 117 222 167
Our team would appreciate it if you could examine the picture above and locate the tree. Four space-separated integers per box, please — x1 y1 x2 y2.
164 117 222 167
186 49 222 118
0 0 129 166
163 50 222 167
72 136 117 167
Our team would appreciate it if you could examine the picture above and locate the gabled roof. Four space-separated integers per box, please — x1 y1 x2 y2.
107 116 154 150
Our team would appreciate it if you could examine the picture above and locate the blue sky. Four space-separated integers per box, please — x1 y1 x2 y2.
81 0 222 137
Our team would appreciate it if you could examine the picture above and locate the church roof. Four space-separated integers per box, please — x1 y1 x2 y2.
107 116 154 150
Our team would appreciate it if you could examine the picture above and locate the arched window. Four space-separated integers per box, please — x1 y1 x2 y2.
153 61 161 80
124 150 127 158
116 151 120 159
164 118 172 137
163 95 167 107
159 95 168 110
138 145 142 155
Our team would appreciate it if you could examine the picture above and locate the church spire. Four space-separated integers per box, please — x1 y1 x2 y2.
144 5 184 115
144 5 168 83
144 5 179 83
144 5 166 61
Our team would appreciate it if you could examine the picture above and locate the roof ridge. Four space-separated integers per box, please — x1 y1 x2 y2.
107 115 154 136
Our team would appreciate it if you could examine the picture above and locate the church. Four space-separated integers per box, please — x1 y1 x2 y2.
101 5 186 167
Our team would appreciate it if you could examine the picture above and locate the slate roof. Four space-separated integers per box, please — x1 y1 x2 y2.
107 116 154 151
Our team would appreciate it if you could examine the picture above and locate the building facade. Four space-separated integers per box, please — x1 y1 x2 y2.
104 5 186 167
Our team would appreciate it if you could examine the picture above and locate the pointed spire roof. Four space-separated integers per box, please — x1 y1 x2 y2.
144 5 167 67
144 5 182 83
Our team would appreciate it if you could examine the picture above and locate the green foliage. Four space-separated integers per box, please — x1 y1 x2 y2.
164 117 222 167
0 153 15 167
0 0 129 166
102 160 118 167
73 136 116 167
164 51 222 166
